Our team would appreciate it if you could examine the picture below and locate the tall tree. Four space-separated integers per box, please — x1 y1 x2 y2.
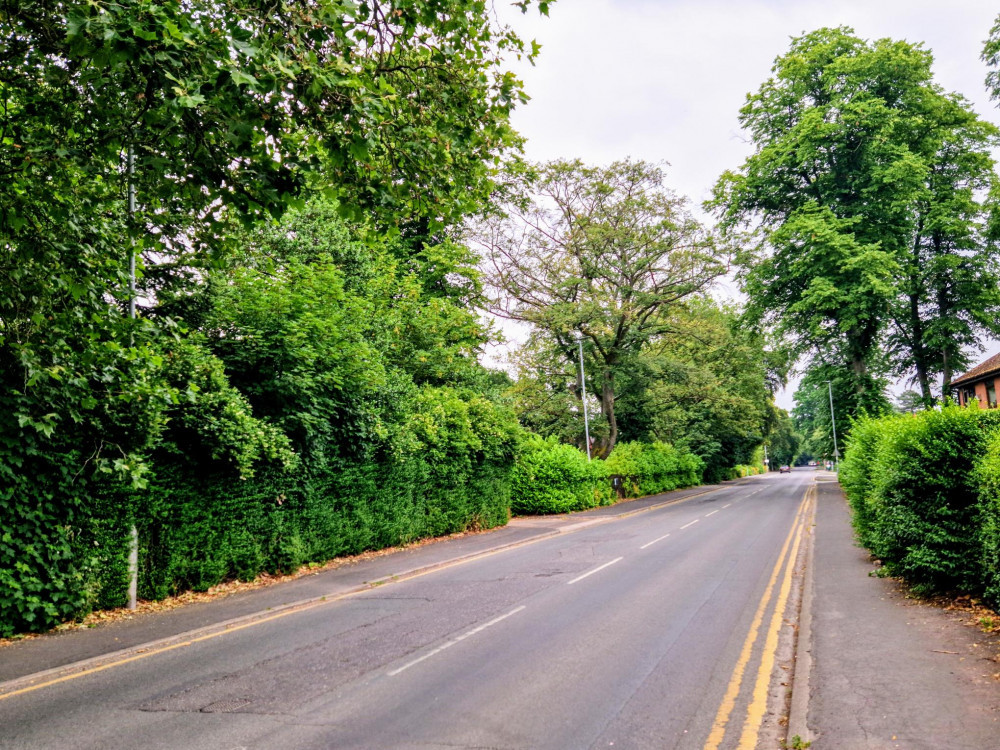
884 95 1000 403
715 26 1000 408
472 159 726 455
0 1 546 634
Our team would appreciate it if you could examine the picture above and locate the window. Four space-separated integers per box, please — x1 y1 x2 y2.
989 380 997 408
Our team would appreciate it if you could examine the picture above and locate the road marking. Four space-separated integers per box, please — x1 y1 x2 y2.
567 557 624 585
640 533 670 550
722 504 732 509
705 510 719 517
703 488 810 750
680 519 699 530
0 480 737 703
736 486 813 749
387 606 527 676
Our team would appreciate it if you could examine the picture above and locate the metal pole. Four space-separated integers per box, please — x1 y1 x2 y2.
826 380 839 471
127 145 138 611
127 146 136 322
577 336 591 461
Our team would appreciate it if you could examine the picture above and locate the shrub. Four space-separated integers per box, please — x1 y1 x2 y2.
976 428 1000 609
842 406 1000 595
605 441 703 497
64 385 522 610
839 413 891 548
510 436 611 514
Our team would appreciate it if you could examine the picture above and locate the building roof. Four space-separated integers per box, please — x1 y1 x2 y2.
952 351 1000 387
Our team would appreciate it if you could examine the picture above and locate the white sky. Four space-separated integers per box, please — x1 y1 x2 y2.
488 0 1000 410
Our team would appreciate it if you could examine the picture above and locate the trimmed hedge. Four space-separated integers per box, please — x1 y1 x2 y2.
604 441 703 497
840 405 1000 598
510 438 704 516
976 429 1000 607
510 435 612 514
76 452 515 610
0 387 520 634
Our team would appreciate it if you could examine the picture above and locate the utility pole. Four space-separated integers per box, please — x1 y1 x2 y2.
574 332 591 461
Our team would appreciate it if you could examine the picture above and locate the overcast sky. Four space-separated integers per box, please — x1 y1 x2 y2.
489 0 1000 410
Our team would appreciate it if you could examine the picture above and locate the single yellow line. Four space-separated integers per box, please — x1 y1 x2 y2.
702 489 809 750
0 541 521 703
0 481 736 704
736 485 813 748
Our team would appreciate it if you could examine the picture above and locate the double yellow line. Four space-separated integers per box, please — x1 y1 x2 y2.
703 483 815 750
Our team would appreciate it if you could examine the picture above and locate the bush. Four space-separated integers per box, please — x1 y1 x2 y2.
838 413 889 548
976 429 1000 608
841 405 1000 595
510 435 611 514
605 441 703 497
61 385 522 610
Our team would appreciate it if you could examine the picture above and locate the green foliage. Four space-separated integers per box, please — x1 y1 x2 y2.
475 159 726 455
605 441 703 497
841 406 1000 596
718 25 1000 408
615 302 775 483
76 385 520 604
767 411 802 468
793 361 891 463
0 0 548 636
510 436 611 515
977 429 1000 608
510 297 777 483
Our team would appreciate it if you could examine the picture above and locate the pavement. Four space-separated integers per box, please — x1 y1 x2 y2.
0 481 726 686
800 476 1000 749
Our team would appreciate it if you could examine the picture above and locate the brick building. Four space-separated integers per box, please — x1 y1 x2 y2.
952 352 1000 408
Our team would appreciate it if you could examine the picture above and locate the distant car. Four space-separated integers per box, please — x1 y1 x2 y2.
779 465 791 473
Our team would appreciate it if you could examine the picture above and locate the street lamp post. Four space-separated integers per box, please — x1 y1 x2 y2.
574 332 592 461
127 145 139 611
826 380 840 471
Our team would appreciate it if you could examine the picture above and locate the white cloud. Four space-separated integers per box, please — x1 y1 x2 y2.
490 0 1000 409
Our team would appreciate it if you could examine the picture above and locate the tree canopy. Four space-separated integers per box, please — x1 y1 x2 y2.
472 158 726 454
715 26 1000 410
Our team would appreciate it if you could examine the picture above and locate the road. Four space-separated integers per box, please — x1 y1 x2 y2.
0 470 814 749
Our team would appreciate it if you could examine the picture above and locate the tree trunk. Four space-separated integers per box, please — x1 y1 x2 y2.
908 292 933 407
851 354 868 398
941 348 953 399
599 374 617 458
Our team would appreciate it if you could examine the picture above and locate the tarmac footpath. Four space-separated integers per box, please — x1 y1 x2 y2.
0 479 734 687
795 478 1000 749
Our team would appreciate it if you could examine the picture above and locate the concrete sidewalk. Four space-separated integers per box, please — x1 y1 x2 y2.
0 480 732 686
802 479 1000 749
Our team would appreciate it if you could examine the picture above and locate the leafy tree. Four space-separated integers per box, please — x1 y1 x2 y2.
0 1 547 634
793 360 890 463
716 26 1000 408
625 302 775 481
766 410 802 469
1 0 547 487
507 298 779 482
473 159 726 455
894 389 926 414
884 96 1000 404
505 330 609 452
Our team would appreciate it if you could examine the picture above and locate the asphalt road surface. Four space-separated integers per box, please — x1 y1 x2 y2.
0 471 814 749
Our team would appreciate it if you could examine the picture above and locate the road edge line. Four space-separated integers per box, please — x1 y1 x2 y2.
786 481 818 746
0 480 735 700
0 528 562 701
